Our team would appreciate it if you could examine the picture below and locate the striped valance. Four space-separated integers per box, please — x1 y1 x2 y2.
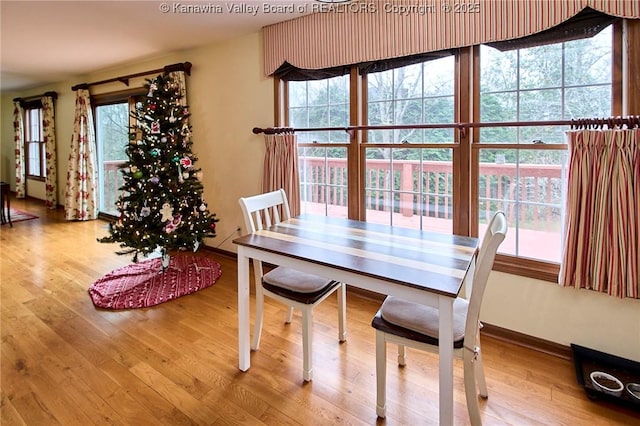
263 0 640 76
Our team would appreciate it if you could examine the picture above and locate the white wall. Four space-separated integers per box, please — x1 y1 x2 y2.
2 30 638 362
484 272 639 361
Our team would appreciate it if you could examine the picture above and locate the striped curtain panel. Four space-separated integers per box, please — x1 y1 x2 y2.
12 102 26 198
262 133 301 216
64 89 99 221
560 129 640 298
41 95 57 209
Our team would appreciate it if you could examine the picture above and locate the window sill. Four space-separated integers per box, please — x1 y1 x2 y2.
26 175 46 182
493 254 559 283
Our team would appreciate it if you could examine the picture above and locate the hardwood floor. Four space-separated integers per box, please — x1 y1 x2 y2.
1 197 639 425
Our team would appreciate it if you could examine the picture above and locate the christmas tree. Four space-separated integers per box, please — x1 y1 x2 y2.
99 73 218 269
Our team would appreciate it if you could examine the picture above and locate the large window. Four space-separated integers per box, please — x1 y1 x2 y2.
283 24 617 280
365 56 455 231
94 90 144 216
477 26 612 263
24 105 45 179
289 75 350 217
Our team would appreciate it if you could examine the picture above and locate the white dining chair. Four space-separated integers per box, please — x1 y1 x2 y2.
238 189 347 382
371 211 507 425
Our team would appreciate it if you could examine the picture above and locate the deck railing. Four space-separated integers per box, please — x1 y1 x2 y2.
299 157 564 229
102 160 126 214
103 157 564 229
102 156 565 260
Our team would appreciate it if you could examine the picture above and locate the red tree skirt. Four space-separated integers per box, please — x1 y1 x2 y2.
89 254 222 310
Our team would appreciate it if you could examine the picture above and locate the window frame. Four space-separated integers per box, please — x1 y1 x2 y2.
277 22 623 283
23 100 46 181
471 23 622 281
92 88 146 219
360 54 460 233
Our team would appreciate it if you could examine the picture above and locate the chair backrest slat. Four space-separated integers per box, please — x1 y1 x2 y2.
464 211 507 347
239 189 293 288
239 189 291 234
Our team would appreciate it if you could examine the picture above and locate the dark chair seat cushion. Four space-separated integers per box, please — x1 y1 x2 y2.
371 296 467 348
263 266 340 304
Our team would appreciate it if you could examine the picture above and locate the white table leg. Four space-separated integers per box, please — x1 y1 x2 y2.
237 247 251 371
439 295 454 425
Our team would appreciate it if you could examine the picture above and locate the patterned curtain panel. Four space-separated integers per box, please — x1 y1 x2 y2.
64 89 98 221
263 0 640 76
262 133 301 216
12 102 25 198
41 95 57 209
560 129 640 298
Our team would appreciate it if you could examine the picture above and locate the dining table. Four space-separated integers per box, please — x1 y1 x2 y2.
233 214 479 425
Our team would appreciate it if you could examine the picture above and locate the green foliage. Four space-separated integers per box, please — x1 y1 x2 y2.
291 75 350 144
98 73 218 262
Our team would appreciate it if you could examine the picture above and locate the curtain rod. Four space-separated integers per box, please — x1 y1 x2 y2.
253 116 640 136
13 91 58 103
71 61 192 91
570 115 640 129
